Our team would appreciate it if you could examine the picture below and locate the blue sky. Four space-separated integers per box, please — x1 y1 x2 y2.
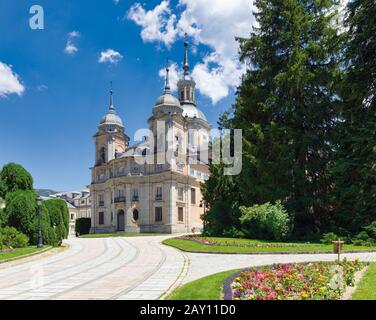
0 0 253 191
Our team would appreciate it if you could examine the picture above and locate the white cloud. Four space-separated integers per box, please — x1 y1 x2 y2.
64 31 80 55
99 49 123 64
127 0 178 47
0 62 25 98
36 84 48 92
158 62 180 92
128 0 256 104
192 54 243 104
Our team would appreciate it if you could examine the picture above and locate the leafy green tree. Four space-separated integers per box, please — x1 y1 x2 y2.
201 164 242 236
0 179 6 199
332 0 376 232
0 208 8 228
0 163 33 197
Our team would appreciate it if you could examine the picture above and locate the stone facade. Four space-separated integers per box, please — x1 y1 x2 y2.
90 40 210 234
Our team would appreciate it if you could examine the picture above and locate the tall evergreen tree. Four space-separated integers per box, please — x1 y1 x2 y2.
230 0 342 238
332 0 376 232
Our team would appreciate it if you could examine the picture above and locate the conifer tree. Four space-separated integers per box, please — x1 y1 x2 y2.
332 0 376 232
231 0 342 238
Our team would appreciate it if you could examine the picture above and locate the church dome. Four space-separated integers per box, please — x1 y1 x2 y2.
182 104 207 122
99 84 124 129
153 66 183 116
155 93 181 108
100 111 123 127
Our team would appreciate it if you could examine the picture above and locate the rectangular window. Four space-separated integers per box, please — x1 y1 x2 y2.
133 189 139 201
99 194 104 207
99 212 104 225
155 207 163 222
156 187 163 201
191 188 196 205
178 207 184 222
178 187 184 201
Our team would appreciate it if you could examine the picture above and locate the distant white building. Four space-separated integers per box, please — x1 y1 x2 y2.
48 189 92 235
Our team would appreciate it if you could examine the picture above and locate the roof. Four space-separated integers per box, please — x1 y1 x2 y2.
182 104 208 122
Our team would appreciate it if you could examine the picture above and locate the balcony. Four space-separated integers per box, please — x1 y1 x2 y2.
155 195 163 201
114 196 126 203
98 201 105 207
132 196 139 202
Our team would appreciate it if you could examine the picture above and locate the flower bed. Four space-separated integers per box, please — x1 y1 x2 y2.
179 235 302 248
227 259 364 300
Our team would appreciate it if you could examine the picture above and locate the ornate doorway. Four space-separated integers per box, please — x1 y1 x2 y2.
117 210 125 232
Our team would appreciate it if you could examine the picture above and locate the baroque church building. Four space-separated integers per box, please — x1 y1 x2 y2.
89 39 210 234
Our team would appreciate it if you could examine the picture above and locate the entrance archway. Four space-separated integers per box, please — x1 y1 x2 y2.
117 210 125 232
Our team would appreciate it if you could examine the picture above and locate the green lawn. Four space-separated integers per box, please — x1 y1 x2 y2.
80 233 165 238
163 237 376 254
351 263 376 300
167 269 241 300
0 246 50 262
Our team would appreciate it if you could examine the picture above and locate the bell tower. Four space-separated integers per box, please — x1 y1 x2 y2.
177 34 196 105
94 83 129 166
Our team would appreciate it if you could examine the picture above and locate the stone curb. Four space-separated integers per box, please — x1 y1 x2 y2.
158 251 190 300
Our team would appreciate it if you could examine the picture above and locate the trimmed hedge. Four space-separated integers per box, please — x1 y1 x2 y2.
75 218 91 236
5 190 69 247
44 199 69 245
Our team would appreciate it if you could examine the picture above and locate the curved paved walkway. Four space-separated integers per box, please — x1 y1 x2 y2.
0 235 375 300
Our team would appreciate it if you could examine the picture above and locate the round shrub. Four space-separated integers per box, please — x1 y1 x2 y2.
239 201 292 241
0 227 29 248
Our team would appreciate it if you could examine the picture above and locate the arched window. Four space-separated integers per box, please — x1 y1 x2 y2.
133 209 139 221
